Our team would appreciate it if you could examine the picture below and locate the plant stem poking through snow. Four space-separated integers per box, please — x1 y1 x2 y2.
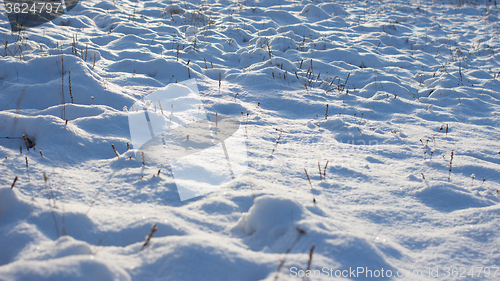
25 157 29 182
68 71 73 104
448 150 454 182
10 176 18 189
142 152 145 166
303 245 315 281
111 144 119 158
140 223 158 251
271 129 283 156
267 41 272 60
22 134 29 151
318 162 322 181
219 73 221 93
304 168 312 189
274 227 306 281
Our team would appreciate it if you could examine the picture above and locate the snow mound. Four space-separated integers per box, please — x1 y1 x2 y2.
320 3 348 16
234 196 303 237
300 4 330 20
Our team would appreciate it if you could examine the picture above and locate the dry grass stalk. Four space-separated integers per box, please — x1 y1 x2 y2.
22 134 29 151
303 245 315 281
158 99 164 115
318 162 322 181
25 156 30 181
142 152 145 166
323 160 328 178
267 41 272 59
271 129 283 156
448 150 454 181
11 176 18 189
140 223 158 251
304 168 312 188
274 227 306 281
111 144 119 158
68 71 73 104
219 73 221 92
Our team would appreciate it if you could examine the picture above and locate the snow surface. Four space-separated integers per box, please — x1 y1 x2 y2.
1 0 500 280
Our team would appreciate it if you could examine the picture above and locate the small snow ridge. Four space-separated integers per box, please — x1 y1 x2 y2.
38 104 105 121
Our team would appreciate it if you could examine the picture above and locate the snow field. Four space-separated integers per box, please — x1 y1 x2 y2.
1 0 500 280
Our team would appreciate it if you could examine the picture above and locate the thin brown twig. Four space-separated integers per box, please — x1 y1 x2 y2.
304 168 312 188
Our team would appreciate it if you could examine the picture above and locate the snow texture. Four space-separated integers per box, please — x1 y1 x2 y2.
1 0 500 280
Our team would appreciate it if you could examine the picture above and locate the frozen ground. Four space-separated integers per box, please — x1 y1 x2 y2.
1 0 500 280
